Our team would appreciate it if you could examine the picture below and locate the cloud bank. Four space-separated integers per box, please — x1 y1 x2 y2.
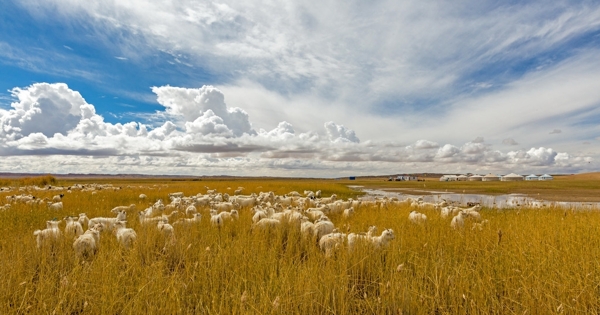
0 82 593 177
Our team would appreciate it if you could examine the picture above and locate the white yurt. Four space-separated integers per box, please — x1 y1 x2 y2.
539 174 554 181
501 173 524 181
457 175 469 181
439 175 458 181
482 173 500 181
468 175 483 181
525 174 538 181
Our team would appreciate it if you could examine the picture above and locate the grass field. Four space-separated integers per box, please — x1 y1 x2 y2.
1 176 600 314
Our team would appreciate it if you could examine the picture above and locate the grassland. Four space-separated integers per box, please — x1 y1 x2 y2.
1 176 600 314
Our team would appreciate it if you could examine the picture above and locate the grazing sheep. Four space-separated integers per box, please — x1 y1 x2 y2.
168 192 184 199
313 217 335 241
465 210 483 222
89 210 127 231
33 220 62 249
64 216 84 238
47 201 63 211
185 205 198 216
451 211 468 229
371 229 395 248
347 226 378 251
252 218 281 230
342 207 355 219
157 218 176 246
301 221 315 239
78 213 89 228
234 187 244 195
472 219 490 231
315 190 322 198
113 221 137 249
252 208 268 223
174 213 202 226
111 204 136 214
210 210 223 228
319 232 347 257
73 224 103 260
408 211 427 224
52 194 64 202
139 194 147 200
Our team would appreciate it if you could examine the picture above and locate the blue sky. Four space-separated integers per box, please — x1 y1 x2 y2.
0 0 599 176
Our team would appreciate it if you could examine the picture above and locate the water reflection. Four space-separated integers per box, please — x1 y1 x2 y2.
349 186 600 210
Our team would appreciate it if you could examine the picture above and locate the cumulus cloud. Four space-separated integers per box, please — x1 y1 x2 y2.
324 121 359 143
152 85 255 137
0 82 594 176
0 83 85 140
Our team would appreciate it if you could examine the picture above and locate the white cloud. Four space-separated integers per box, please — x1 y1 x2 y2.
324 121 359 143
0 82 596 176
152 85 255 137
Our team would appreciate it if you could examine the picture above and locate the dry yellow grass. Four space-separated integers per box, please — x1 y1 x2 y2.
1 177 600 313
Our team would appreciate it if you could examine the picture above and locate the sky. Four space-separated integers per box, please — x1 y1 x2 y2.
0 0 599 177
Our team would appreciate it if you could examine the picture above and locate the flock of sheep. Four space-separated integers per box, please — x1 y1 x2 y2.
9 184 488 261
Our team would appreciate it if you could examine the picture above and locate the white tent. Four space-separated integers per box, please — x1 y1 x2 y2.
539 174 553 181
525 174 538 181
501 173 524 181
468 175 483 181
457 175 468 181
482 173 500 181
439 175 458 181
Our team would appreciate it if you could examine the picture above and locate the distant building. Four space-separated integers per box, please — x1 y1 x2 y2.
482 173 500 181
525 174 538 181
501 173 524 181
439 175 458 181
468 175 483 181
396 175 418 181
457 175 468 181
539 174 553 181
349 176 356 180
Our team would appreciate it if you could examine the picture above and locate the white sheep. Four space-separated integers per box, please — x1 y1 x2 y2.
252 218 281 230
73 224 103 260
52 194 64 202
78 213 90 228
47 201 63 211
157 218 176 246
252 208 268 223
139 194 147 200
168 192 184 199
88 210 127 231
33 220 62 249
313 217 335 241
371 229 395 248
319 232 347 257
342 207 355 219
472 219 490 231
465 210 482 222
210 210 223 228
451 211 468 229
173 213 202 226
300 221 315 239
347 226 378 251
113 221 137 249
64 216 84 238
408 211 427 224
185 205 198 216
111 204 136 214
